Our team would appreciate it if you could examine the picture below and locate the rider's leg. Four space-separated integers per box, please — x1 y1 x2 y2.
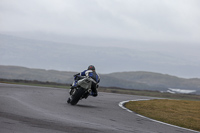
90 82 98 97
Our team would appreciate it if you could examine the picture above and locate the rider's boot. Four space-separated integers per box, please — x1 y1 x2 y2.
90 91 98 97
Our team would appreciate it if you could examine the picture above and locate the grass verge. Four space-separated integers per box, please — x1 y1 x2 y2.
99 87 200 101
0 80 70 89
125 99 200 131
0 79 200 101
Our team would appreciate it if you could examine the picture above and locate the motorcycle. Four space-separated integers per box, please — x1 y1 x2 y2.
67 76 98 105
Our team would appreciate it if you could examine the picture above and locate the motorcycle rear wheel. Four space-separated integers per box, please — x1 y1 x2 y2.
70 87 85 105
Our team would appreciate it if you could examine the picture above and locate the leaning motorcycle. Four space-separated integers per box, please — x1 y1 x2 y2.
67 76 98 105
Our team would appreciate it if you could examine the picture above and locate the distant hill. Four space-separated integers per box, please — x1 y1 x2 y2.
0 65 76 83
0 65 200 94
1 33 200 77
107 72 200 90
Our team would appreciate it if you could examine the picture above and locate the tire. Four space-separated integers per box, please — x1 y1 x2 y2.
70 87 85 105
67 98 71 104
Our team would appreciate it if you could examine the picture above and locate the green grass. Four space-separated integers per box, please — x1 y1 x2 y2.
0 80 70 89
125 99 200 131
1 79 200 101
99 87 200 101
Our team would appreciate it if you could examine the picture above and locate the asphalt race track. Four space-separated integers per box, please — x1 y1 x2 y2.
0 83 198 133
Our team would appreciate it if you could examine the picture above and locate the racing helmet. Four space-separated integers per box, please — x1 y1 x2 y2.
88 65 95 70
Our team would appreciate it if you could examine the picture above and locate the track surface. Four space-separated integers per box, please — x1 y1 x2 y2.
0 83 198 133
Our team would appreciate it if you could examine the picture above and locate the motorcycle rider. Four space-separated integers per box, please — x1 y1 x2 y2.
69 65 100 97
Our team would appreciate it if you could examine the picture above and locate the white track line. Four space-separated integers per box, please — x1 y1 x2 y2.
119 99 200 133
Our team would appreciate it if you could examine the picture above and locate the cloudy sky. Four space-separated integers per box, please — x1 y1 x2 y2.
0 0 200 77
0 0 200 43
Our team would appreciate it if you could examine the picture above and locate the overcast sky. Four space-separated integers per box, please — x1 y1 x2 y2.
1 0 200 77
0 0 200 44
